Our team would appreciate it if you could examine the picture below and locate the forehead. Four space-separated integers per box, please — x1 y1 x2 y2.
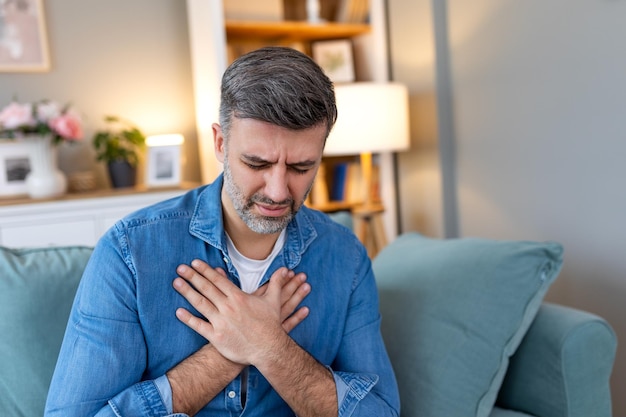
228 118 326 160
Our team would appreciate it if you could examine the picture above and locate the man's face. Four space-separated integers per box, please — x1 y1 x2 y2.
214 118 326 235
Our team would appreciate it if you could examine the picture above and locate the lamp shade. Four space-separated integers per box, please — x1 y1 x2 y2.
324 82 410 156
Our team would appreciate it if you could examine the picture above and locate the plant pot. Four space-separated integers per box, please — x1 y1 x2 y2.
107 160 136 188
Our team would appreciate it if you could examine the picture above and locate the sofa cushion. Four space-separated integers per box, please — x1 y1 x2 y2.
0 246 93 417
372 233 562 417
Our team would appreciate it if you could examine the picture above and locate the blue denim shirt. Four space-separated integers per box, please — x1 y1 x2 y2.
45 175 400 417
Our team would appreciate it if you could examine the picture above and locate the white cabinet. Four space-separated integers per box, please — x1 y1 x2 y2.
0 187 193 248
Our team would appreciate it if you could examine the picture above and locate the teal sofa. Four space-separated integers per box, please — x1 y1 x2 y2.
0 231 617 417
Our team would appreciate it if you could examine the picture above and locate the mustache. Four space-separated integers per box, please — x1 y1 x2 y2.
247 194 294 207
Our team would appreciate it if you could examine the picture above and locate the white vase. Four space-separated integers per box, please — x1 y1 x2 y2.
24 135 67 199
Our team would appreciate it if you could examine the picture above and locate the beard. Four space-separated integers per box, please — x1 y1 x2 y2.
223 158 303 235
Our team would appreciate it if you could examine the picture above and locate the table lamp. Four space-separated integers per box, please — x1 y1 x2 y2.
323 82 410 255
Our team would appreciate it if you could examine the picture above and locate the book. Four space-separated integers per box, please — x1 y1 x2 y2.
330 162 349 201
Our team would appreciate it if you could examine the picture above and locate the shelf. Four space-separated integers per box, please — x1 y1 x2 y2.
0 182 200 208
225 20 371 42
307 200 360 213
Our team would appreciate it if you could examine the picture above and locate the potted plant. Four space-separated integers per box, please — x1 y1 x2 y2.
93 115 146 188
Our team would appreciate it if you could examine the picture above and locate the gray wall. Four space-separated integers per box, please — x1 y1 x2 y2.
391 0 626 413
0 0 200 187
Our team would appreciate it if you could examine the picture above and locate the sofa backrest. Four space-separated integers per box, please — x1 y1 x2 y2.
0 246 93 417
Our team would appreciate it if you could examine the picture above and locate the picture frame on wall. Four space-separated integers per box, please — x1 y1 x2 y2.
311 39 355 84
0 0 50 72
0 139 31 197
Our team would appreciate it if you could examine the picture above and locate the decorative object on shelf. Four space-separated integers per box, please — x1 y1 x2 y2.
0 139 31 197
93 115 146 189
0 99 83 198
68 170 96 193
324 82 410 257
306 0 322 23
312 39 354 83
23 135 68 199
0 0 50 72
145 134 184 188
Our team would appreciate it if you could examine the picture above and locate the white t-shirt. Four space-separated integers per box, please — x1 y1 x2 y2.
225 229 287 293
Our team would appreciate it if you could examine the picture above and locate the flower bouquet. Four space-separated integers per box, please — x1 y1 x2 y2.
0 99 83 144
0 99 84 198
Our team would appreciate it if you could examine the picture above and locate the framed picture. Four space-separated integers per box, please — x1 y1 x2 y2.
0 0 50 72
0 139 31 197
312 39 355 83
145 144 181 188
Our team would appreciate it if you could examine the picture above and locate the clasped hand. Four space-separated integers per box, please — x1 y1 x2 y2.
173 260 310 366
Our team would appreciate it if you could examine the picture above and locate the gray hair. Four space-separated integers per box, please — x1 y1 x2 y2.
219 46 337 141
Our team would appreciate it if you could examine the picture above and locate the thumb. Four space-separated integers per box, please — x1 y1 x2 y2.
267 267 291 299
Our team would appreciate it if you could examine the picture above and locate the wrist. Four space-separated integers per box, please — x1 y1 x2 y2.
252 330 295 371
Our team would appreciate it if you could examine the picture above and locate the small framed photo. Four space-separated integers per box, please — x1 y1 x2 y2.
146 144 182 188
0 139 32 197
312 39 355 83
0 0 50 72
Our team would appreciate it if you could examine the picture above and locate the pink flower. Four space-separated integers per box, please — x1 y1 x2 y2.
49 112 83 141
36 101 62 122
0 102 34 130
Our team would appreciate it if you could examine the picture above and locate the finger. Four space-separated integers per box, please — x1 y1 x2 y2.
173 276 218 317
280 272 307 306
254 284 268 296
177 263 228 304
280 278 310 322
265 267 293 300
190 259 239 296
282 306 310 333
175 307 214 340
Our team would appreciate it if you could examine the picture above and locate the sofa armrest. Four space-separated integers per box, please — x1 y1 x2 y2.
496 302 617 417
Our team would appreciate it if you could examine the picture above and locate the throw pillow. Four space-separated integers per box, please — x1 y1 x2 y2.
372 233 563 417
0 246 93 417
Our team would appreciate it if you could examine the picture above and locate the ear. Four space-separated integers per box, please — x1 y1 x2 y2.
212 123 225 163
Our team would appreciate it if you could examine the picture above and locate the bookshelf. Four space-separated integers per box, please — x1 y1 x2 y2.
186 0 400 242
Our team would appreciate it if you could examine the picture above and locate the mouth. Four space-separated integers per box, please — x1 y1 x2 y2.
255 203 290 218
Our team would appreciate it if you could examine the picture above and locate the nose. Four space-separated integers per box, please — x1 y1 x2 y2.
263 166 290 204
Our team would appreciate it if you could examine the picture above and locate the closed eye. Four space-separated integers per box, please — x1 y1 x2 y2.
289 165 312 175
244 162 268 171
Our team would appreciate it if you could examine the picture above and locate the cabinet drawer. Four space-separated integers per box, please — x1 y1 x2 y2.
0 219 97 248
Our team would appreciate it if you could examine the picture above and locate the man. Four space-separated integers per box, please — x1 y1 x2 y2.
45 46 400 416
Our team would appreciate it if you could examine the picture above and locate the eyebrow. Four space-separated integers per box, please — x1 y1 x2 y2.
241 154 319 168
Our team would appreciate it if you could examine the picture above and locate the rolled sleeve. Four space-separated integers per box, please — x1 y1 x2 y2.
333 371 380 416
101 380 170 417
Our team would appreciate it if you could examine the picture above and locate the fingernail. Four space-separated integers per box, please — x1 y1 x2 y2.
177 265 188 274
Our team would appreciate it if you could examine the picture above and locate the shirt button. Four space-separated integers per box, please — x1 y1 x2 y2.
228 390 236 399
